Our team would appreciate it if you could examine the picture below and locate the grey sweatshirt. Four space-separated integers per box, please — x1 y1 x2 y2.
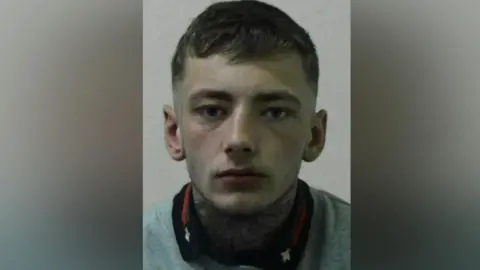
144 183 350 270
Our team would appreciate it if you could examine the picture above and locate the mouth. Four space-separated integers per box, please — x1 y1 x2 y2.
215 168 267 188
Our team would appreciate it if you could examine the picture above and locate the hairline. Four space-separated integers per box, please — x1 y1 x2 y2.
172 51 318 94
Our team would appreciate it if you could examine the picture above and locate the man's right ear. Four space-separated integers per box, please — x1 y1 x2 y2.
163 105 185 161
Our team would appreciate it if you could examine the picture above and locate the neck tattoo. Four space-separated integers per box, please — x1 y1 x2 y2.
192 183 298 253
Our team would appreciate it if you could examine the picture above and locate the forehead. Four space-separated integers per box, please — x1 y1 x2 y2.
179 53 314 103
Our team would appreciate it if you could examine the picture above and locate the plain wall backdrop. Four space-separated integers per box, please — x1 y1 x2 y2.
143 0 351 209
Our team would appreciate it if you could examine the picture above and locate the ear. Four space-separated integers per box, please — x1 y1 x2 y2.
163 105 185 161
303 109 327 162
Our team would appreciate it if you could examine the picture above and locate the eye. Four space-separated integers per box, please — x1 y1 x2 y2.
195 105 227 119
263 107 293 120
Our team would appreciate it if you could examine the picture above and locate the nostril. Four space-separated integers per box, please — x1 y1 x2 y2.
225 145 253 154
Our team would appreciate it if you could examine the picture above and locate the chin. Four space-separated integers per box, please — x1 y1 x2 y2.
211 192 270 215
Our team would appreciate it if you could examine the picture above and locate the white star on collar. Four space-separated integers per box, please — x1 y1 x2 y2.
184 227 190 242
281 248 291 263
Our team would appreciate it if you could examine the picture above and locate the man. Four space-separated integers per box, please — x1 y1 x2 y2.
144 1 350 269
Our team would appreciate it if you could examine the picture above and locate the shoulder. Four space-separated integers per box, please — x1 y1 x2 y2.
144 200 171 228
143 200 182 269
143 200 176 254
309 187 351 269
143 199 175 242
310 187 350 231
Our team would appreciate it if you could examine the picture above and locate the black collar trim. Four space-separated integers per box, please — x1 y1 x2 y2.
171 179 315 270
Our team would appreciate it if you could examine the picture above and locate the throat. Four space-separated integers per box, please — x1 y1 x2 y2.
192 185 298 253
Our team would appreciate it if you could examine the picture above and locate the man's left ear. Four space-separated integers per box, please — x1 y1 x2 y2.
303 109 327 162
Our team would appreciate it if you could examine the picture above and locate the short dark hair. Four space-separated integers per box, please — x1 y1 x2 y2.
171 0 319 92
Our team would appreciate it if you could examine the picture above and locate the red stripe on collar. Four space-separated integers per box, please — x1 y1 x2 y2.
181 183 191 226
292 201 307 246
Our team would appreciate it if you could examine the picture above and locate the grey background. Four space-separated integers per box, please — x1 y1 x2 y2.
143 0 351 209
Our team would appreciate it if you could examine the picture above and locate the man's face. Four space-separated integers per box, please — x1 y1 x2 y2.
165 53 326 214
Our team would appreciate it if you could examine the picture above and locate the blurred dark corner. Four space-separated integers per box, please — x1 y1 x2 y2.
352 1 480 269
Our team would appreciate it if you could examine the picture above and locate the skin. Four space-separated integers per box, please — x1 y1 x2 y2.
164 53 327 252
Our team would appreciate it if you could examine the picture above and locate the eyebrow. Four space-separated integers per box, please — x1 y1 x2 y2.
188 88 301 106
188 89 233 104
253 91 301 106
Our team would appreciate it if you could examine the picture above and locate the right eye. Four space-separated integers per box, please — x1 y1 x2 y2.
195 105 227 119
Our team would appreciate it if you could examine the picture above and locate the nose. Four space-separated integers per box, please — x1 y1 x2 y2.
223 110 256 157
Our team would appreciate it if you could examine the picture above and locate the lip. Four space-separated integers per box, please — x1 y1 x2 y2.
216 168 267 178
215 168 267 187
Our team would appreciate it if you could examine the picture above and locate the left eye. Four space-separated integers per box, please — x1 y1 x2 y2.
263 108 290 120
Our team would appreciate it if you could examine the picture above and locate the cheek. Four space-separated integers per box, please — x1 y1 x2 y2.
183 123 220 162
272 141 304 163
263 125 307 164
183 127 212 185
268 124 308 150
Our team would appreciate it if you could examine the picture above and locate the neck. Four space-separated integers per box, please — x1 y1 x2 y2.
192 183 298 253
